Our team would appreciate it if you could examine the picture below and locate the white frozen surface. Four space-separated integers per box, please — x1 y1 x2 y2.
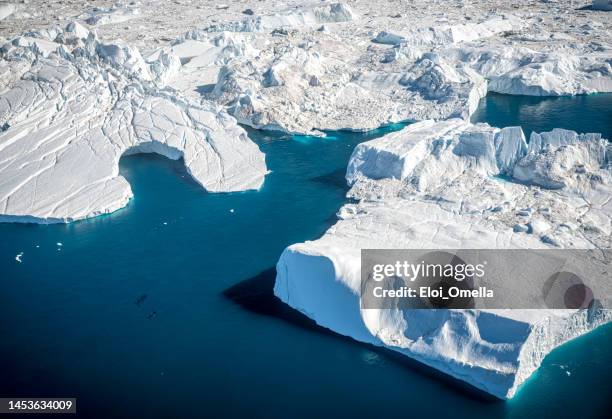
0 3 16 22
1 2 610 135
161 2 611 134
0 24 266 223
275 120 612 399
81 3 140 27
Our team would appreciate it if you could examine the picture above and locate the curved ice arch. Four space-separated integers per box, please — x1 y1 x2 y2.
0 24 266 223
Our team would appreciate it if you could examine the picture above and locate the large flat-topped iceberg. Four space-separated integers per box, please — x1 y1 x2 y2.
0 24 267 223
274 120 611 399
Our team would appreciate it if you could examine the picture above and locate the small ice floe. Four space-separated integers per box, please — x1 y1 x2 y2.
559 364 571 376
56 242 63 247
163 221 168 225
230 209 235 213
15 252 23 263
361 350 381 366
35 244 40 248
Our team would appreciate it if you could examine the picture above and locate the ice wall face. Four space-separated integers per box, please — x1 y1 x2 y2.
274 120 612 399
0 24 267 223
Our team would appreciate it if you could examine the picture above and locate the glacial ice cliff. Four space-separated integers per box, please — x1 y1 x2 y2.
0 23 266 223
274 120 612 399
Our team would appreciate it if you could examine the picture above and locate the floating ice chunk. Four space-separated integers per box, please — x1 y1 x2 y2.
346 120 463 185
83 5 139 26
15 252 23 263
65 21 90 40
374 16 522 47
164 5 609 136
513 130 608 189
275 120 612 399
0 25 267 223
205 2 355 33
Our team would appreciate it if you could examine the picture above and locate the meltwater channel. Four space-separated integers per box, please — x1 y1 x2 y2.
1 94 611 418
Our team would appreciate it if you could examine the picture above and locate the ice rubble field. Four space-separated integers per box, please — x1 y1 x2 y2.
0 0 611 399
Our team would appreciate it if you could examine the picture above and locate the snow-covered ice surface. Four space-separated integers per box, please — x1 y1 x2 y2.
0 22 266 223
0 3 16 22
3 1 609 135
275 120 612 399
161 1 611 134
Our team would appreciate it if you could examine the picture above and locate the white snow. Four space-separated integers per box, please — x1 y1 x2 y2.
82 4 140 27
0 23 267 223
3 1 608 136
0 3 16 21
156 2 612 134
275 120 612 399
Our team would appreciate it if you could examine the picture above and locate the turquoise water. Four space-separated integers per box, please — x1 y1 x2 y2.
471 92 612 139
1 95 611 418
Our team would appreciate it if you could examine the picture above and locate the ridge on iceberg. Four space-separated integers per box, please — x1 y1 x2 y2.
274 120 611 399
0 23 267 223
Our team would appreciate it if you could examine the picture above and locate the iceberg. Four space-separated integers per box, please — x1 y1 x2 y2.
274 120 612 399
0 23 267 223
160 4 612 135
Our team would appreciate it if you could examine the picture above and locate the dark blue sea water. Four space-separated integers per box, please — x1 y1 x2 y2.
1 94 611 419
471 92 612 140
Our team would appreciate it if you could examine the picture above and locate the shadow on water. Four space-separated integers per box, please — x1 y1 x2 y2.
309 169 350 190
223 267 500 404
